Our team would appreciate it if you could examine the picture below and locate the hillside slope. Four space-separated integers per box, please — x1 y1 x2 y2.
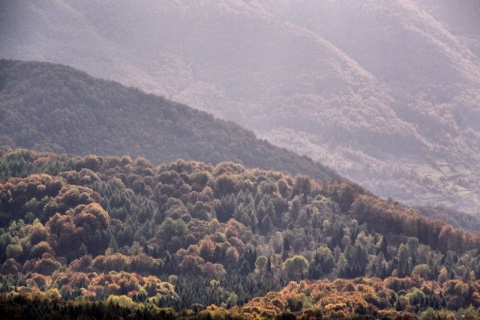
0 59 340 183
1 0 480 212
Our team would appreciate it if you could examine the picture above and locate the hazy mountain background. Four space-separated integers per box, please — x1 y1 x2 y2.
1 0 480 213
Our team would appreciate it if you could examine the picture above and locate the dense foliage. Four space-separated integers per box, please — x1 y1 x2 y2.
2 149 480 318
0 59 340 183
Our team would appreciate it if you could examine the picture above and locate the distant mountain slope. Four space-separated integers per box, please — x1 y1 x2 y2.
0 59 340 182
414 205 480 232
263 0 480 88
1 0 480 213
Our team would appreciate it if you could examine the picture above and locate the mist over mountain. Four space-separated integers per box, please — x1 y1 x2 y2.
1 0 480 213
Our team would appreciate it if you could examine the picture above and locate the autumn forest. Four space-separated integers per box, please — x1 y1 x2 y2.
1 2 480 315
1 149 480 318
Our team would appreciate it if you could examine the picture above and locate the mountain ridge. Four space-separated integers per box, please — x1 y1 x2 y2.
0 58 340 183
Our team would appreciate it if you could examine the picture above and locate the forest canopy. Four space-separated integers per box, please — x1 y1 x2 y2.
2 149 480 318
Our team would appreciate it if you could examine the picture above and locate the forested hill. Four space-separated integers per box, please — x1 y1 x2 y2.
0 59 340 183
2 150 480 318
